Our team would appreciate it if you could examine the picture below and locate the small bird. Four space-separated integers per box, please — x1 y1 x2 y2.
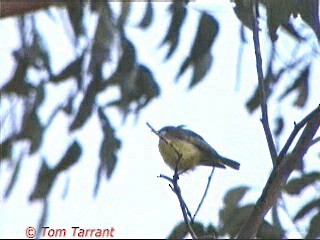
158 126 240 173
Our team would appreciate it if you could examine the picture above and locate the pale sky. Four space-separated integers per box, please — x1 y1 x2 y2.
1 1 319 239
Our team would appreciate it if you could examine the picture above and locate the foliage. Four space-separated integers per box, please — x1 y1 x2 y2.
0 0 319 239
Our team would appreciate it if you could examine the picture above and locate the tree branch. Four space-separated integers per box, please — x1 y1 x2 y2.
192 168 215 222
147 123 197 239
0 1 59 19
277 104 320 162
237 107 320 239
251 0 278 166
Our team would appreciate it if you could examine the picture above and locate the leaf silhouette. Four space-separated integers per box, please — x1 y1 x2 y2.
257 220 281 239
189 51 212 89
29 159 56 201
69 66 102 131
223 186 250 207
177 12 219 87
294 198 320 221
233 0 253 30
89 8 115 71
284 171 320 195
306 212 320 239
279 65 310 108
51 52 85 88
167 221 188 239
292 0 320 41
266 0 294 41
66 1 84 39
160 2 187 60
220 204 254 238
118 2 131 26
273 116 284 137
138 0 153 29
54 141 82 173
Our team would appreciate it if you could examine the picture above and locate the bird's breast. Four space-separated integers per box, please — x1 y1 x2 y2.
158 138 203 172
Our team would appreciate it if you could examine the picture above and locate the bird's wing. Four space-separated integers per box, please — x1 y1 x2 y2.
173 127 219 156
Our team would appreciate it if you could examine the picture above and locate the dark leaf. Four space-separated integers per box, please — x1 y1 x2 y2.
89 8 114 71
273 116 284 137
266 0 294 41
292 0 320 41
118 2 131 26
51 53 85 87
223 186 250 207
190 12 219 62
29 159 56 201
167 221 188 239
98 108 121 179
94 165 103 197
34 82 45 108
62 93 74 115
205 224 218 238
279 65 310 108
284 171 320 195
168 221 206 239
4 154 23 199
21 110 44 154
257 220 281 239
294 198 320 221
54 141 81 173
1 51 31 96
160 2 187 60
66 1 84 39
69 66 102 131
305 212 320 239
233 0 253 30
138 0 153 29
220 204 255 238
176 12 219 82
191 222 206 237
189 52 212 89
0 139 12 161
99 37 136 92
134 64 160 110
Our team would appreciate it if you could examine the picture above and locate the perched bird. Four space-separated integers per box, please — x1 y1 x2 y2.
158 126 240 173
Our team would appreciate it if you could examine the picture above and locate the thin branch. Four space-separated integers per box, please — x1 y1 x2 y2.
237 106 320 239
158 173 197 239
277 104 320 162
307 136 320 148
192 168 215 222
148 122 197 239
251 0 278 166
279 196 304 238
146 122 182 160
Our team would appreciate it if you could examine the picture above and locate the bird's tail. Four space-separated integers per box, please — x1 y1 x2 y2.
220 157 240 170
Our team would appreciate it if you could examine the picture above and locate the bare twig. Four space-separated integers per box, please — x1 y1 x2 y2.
192 168 215 222
279 196 304 238
146 122 182 160
251 0 278 166
307 136 320 148
148 122 197 239
237 106 320 239
158 173 197 239
277 104 320 163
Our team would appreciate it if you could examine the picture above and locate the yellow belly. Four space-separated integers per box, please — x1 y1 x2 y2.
158 139 203 172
